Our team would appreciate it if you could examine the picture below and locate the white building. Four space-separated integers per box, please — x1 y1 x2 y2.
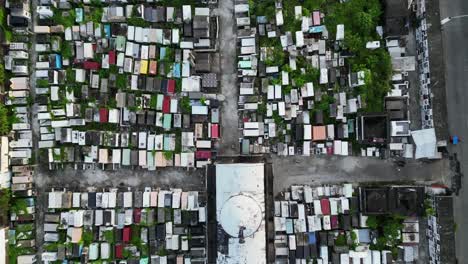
216 163 266 264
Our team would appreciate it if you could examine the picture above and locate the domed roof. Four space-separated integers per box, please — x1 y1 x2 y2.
220 194 263 238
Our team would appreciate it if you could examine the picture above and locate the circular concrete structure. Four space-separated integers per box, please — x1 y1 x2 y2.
220 194 262 237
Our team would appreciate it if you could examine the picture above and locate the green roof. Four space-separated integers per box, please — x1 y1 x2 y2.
116 36 126 50
147 152 154 167
156 94 164 110
238 60 252 69
163 114 172 130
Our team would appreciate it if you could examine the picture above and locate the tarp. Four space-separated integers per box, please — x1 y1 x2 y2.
411 128 437 159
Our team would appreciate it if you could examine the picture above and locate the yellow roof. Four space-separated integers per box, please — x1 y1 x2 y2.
140 60 148 75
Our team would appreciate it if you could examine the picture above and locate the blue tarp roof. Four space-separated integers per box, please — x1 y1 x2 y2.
358 229 371 243
308 232 317 244
172 62 181 78
309 25 325 34
55 54 62 69
257 16 268 24
104 24 111 38
159 47 167 60
286 219 294 234
75 8 84 23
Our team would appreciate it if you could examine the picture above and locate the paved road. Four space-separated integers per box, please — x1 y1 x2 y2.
34 165 206 191
272 155 450 194
439 0 468 261
214 0 241 155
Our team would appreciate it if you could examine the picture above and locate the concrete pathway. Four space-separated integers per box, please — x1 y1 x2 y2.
272 155 450 193
214 0 240 155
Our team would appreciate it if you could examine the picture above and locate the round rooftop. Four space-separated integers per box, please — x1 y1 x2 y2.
220 194 262 238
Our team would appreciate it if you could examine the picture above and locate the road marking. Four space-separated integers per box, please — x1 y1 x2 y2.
441 14 468 25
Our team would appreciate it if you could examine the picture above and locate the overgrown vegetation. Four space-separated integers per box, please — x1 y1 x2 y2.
254 0 392 112
81 228 94 246
0 64 5 86
0 189 11 226
103 229 115 243
61 41 73 60
325 0 392 111
116 74 128 90
367 214 405 257
0 104 18 136
52 8 76 28
257 102 267 115
85 5 104 24
8 244 34 264
180 97 191 113
424 198 435 216
11 198 29 215
127 17 151 27
0 9 12 42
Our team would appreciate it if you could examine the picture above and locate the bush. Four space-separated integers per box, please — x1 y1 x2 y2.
366 215 378 229
37 79 49 87
180 97 191 113
85 7 103 24
127 17 151 27
0 189 11 225
163 151 173 160
11 198 29 215
103 229 114 243
116 74 128 90
61 42 73 60
200 97 206 106
258 102 267 115
0 105 11 135
53 8 75 28
0 64 5 85
149 95 157 109
0 9 12 42
335 234 347 246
